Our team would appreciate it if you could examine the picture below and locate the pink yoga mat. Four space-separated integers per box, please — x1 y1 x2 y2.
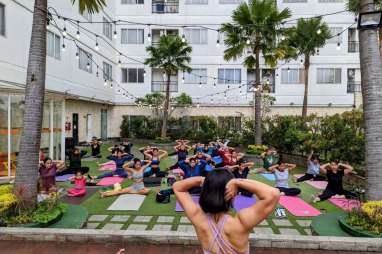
98 161 116 171
279 196 321 217
294 174 328 190
233 195 256 212
97 176 124 186
176 195 199 212
329 198 361 211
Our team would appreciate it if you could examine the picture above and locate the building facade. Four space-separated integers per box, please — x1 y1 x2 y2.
0 0 361 178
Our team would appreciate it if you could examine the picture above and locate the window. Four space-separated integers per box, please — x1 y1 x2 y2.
121 0 144 4
121 68 145 83
103 17 113 40
281 68 304 84
47 31 61 60
185 0 208 4
347 68 361 93
219 0 242 4
184 69 207 84
184 29 207 44
317 68 341 84
78 48 92 73
121 29 144 44
0 3 5 36
103 62 113 81
328 27 343 43
218 69 241 84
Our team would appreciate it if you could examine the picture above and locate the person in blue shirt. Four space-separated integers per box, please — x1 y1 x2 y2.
91 148 133 179
178 157 208 179
295 151 326 182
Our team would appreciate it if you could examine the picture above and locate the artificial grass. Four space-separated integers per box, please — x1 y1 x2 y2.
49 204 88 229
61 141 343 235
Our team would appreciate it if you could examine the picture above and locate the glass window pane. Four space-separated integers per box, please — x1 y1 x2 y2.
47 31 54 57
121 68 128 83
121 29 128 44
54 35 60 59
0 4 5 36
138 68 144 83
218 69 225 84
128 68 138 82
137 29 144 43
127 29 137 44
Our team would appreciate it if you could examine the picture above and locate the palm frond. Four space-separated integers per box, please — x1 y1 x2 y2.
75 0 106 14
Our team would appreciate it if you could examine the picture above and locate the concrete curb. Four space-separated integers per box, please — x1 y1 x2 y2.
1 227 381 252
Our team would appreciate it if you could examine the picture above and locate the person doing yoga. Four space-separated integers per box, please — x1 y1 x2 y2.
57 148 89 176
313 160 356 203
254 148 279 174
295 151 326 182
268 160 301 196
229 161 255 197
144 147 168 177
90 137 102 158
92 148 133 179
39 157 57 194
100 158 151 198
169 142 191 170
173 169 280 254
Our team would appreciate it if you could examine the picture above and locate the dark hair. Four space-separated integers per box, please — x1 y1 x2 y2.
114 148 122 154
133 158 141 164
199 168 234 214
331 159 340 164
43 157 52 164
189 158 196 163
311 154 320 162
152 148 159 152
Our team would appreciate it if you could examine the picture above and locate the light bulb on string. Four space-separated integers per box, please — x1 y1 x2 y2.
104 79 108 86
113 21 118 39
96 67 99 77
181 34 186 43
76 21 80 39
336 42 341 50
147 25 151 42
143 70 146 77
61 37 66 52
63 19 67 37
95 35 99 51
199 82 202 88
46 19 50 29
216 39 220 48
317 29 321 35
118 59 122 68
287 67 290 73
110 82 113 88
246 39 250 45
300 59 304 66
86 62 90 70
281 35 285 41
75 51 79 59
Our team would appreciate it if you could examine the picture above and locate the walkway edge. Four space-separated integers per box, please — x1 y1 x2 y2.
0 227 381 252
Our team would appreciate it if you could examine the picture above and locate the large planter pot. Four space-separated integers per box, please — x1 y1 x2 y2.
339 216 382 238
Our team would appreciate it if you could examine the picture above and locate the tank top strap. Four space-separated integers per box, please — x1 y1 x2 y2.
206 214 238 254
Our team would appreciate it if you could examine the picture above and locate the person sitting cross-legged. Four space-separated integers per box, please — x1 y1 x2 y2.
268 160 301 196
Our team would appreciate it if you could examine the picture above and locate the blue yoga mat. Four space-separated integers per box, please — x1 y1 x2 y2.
205 165 213 172
212 156 223 165
261 173 276 181
144 167 151 173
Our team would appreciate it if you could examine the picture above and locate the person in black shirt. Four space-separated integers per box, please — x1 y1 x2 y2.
169 142 191 170
90 137 102 158
313 160 356 202
229 161 255 197
57 148 89 176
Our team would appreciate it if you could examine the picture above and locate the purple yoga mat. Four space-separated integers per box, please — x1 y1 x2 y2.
175 195 199 212
233 195 257 212
55 174 75 182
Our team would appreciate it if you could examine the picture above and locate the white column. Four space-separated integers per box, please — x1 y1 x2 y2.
7 94 11 178
61 99 66 160
49 100 54 159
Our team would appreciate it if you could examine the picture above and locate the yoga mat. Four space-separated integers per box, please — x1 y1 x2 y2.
329 198 361 211
212 156 223 165
294 174 328 190
176 195 199 212
96 176 124 186
98 161 116 171
55 174 75 182
279 196 321 217
107 194 146 211
261 173 276 181
233 195 256 212
61 187 97 206
205 164 213 172
144 167 151 173
143 177 162 187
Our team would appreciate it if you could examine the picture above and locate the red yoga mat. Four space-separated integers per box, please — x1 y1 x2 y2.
279 196 321 217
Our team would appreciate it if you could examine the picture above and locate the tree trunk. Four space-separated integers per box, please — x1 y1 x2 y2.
14 0 47 207
302 54 310 119
254 48 262 145
379 27 382 58
359 0 382 201
161 72 171 138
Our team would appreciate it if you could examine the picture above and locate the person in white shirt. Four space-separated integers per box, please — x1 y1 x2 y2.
268 159 301 196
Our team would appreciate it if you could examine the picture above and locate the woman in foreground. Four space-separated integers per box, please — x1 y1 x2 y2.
173 169 280 254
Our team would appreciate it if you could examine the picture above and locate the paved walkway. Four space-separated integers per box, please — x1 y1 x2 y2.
0 241 362 254
86 214 312 235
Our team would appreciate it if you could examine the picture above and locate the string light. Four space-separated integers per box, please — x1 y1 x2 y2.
281 35 285 41
287 67 290 73
147 25 151 42
61 36 66 52
95 35 99 51
86 62 90 69
118 59 122 68
113 21 118 39
317 29 321 35
46 18 50 29
62 18 67 36
336 42 341 50
246 39 250 45
104 79 108 86
143 70 146 77
216 30 220 48
76 21 80 39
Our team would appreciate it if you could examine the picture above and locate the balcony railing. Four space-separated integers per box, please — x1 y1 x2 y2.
347 82 361 93
348 41 359 53
151 81 178 92
152 1 179 13
247 82 275 93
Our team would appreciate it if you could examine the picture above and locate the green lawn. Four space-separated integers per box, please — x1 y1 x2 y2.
59 141 342 234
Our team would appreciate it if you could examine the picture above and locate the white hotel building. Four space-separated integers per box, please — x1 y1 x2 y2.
0 0 361 177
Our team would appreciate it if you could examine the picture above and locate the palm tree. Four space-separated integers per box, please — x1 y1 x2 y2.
221 0 293 145
145 35 192 138
357 0 382 200
288 18 331 118
14 0 106 207
347 0 382 57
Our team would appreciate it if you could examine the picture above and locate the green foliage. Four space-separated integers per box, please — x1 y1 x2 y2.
262 110 365 174
247 144 268 155
76 0 106 14
120 115 130 138
348 201 382 235
171 93 192 108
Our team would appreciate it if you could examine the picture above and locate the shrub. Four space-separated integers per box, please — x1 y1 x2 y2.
348 201 382 234
247 144 268 155
120 115 130 138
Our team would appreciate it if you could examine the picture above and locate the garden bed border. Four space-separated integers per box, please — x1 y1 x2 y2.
0 227 381 252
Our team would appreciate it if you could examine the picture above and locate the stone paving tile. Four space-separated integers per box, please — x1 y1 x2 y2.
88 215 108 222
179 216 191 224
272 219 293 227
258 220 269 226
156 216 175 223
152 225 172 231
85 223 99 229
127 224 148 230
177 225 195 233
102 223 124 230
296 220 312 227
278 228 302 235
254 227 274 235
110 215 130 222
305 228 312 235
134 216 152 223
